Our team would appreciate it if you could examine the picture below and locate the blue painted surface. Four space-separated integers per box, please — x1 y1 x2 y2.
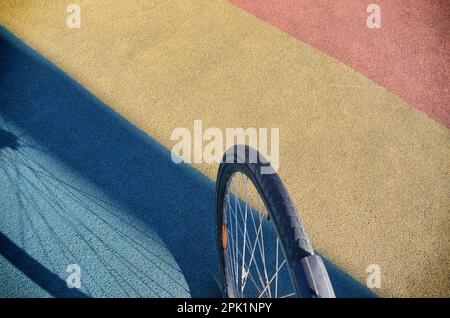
0 25 376 298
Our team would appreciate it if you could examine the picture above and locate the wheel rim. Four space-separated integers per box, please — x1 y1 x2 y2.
221 171 297 298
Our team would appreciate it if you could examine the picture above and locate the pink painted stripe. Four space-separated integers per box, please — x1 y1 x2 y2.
229 0 450 128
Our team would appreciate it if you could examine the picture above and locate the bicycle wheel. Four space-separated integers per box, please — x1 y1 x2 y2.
216 145 335 298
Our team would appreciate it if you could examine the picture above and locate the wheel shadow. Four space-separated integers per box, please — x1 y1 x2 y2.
0 25 375 298
0 26 220 297
0 232 89 298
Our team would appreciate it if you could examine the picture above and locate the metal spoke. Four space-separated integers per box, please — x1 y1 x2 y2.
257 259 286 298
275 237 279 297
228 228 266 296
233 178 239 290
240 174 248 292
280 292 296 298
228 199 266 291
257 208 271 297
223 172 296 298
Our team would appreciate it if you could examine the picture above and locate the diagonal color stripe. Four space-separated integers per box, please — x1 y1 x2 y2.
228 0 450 128
1 0 449 297
0 25 375 298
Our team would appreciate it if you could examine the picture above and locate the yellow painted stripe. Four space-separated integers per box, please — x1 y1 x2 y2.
1 0 449 297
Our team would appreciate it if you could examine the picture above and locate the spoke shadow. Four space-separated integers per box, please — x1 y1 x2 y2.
0 26 220 297
0 25 374 298
0 232 88 298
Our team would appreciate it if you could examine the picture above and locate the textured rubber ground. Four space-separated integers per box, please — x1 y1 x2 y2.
2 0 448 297
229 0 450 128
216 145 320 297
0 25 376 298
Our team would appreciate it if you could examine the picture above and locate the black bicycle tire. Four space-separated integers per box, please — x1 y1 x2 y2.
216 145 322 298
